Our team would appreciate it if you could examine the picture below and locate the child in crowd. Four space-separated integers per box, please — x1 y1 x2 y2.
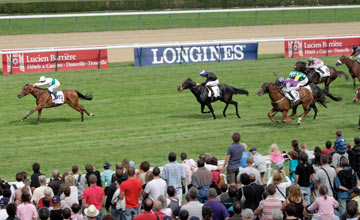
308 185 339 220
249 147 266 185
270 144 284 171
333 130 347 155
286 151 299 184
101 162 114 195
240 144 251 168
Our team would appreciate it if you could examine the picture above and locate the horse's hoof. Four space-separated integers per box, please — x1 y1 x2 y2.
90 113 95 117
223 114 226 117
21 118 25 122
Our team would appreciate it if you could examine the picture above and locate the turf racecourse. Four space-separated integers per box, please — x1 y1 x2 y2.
0 54 358 181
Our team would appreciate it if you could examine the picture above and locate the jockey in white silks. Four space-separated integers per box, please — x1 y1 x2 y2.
34 76 61 99
307 57 329 83
199 70 219 100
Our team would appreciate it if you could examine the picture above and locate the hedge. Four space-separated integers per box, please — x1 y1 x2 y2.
0 0 359 14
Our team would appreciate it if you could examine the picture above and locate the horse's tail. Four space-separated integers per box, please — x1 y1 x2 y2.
338 70 350 81
323 89 342 101
232 87 249 96
76 90 93 100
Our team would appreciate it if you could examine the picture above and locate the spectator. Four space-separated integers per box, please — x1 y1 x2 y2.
62 208 71 220
267 170 291 202
0 188 10 206
71 165 87 206
308 185 339 220
0 196 9 219
6 203 19 220
153 200 168 220
210 157 222 193
154 195 170 217
60 175 78 205
238 157 261 185
38 187 53 209
85 164 102 187
137 161 150 185
249 147 266 185
42 197 53 212
82 174 105 220
50 196 63 220
322 140 334 155
336 157 358 215
347 143 357 171
269 144 284 171
70 203 83 220
144 167 167 202
33 175 54 205
315 154 336 197
291 140 302 155
17 191 38 220
120 167 142 220
180 187 203 219
351 137 360 177
101 162 114 195
61 186 77 209
105 169 124 217
287 151 299 184
102 214 114 220
254 184 282 220
204 188 229 220
217 184 228 202
48 170 62 196
240 144 251 168
228 201 241 220
283 203 299 220
181 153 197 190
84 205 99 220
241 209 253 220
10 172 26 203
345 200 358 220
192 159 211 203
179 210 189 220
57 172 69 197
38 208 50 220
161 152 186 204
221 185 237 216
300 143 312 160
202 206 213 220
295 152 315 205
334 130 347 155
223 133 244 184
134 198 157 220
282 184 306 220
249 173 264 209
312 146 322 172
237 173 257 211
166 186 180 217
30 162 43 191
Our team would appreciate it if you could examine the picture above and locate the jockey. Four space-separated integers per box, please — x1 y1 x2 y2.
350 45 360 62
307 57 326 80
200 70 219 99
288 71 309 87
34 76 60 99
277 77 299 103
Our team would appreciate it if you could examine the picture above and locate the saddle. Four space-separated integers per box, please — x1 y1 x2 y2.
206 86 220 98
314 66 330 78
50 91 65 105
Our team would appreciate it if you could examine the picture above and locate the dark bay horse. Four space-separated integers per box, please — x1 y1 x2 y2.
257 82 315 125
18 84 94 124
177 78 248 119
336 55 360 89
352 86 360 129
294 61 349 92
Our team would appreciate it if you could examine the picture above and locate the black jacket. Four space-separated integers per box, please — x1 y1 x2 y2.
201 72 218 86
86 171 102 187
352 145 360 172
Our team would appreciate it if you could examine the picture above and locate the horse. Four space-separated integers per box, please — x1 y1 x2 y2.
257 82 316 125
294 61 349 92
352 86 360 129
177 78 248 119
336 55 360 89
18 84 94 124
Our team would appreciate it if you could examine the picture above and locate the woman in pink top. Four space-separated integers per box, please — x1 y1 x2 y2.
16 191 38 220
269 144 284 170
308 185 339 220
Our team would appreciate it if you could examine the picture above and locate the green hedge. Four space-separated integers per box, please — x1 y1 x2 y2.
0 0 359 14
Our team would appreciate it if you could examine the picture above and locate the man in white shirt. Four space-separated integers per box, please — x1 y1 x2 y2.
180 187 203 219
144 167 167 201
238 157 262 185
10 172 25 203
32 175 54 205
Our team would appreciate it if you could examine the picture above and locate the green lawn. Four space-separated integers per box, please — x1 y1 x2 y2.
0 8 359 35
0 54 358 181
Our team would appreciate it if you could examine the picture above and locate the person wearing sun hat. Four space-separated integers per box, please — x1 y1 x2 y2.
84 204 99 220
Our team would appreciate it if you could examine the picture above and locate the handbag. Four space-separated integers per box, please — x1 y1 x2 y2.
240 187 246 205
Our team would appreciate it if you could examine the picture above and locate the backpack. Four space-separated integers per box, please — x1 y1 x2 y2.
167 198 180 216
337 168 356 190
12 184 23 205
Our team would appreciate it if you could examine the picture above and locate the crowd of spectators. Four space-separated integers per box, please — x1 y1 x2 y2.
1 130 360 220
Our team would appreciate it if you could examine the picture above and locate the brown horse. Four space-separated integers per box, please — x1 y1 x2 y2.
257 82 315 125
336 55 360 89
352 86 360 129
18 84 94 124
294 61 349 92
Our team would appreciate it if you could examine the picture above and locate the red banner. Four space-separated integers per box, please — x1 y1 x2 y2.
2 49 108 75
284 36 360 58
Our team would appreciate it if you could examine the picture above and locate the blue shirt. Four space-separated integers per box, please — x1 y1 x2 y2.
335 137 347 153
227 143 245 169
289 160 298 184
101 169 115 187
240 151 251 168
161 161 186 190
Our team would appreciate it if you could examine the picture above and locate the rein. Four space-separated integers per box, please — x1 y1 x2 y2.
271 97 286 104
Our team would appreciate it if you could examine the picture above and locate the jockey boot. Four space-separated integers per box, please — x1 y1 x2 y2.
286 92 295 105
209 87 215 101
317 69 325 83
51 91 58 100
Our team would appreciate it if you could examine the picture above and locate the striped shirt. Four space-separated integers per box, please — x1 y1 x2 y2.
257 196 282 220
161 161 186 190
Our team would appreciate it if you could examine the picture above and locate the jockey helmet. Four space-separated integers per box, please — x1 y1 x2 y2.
353 45 358 50
308 57 315 62
200 70 207 76
39 76 46 82
277 77 285 83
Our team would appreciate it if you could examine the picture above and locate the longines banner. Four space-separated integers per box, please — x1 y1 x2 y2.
134 43 258 67
2 49 108 75
284 36 360 58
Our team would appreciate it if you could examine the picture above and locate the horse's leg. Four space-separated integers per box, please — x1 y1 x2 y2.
201 104 210 114
229 100 240 118
68 102 84 122
206 103 216 119
22 105 41 122
223 103 229 117
36 109 43 125
268 108 279 123
324 77 331 92
297 103 311 125
354 76 356 89
281 110 293 123
289 106 297 119
81 105 95 117
358 115 360 129
311 103 318 119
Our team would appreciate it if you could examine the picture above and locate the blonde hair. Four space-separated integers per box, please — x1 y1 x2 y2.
288 184 302 202
269 144 280 153
65 175 75 186
242 143 248 150
272 171 282 186
301 143 308 151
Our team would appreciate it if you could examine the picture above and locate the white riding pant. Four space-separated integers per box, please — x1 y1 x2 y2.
205 79 219 87
47 81 60 92
297 78 308 87
283 82 298 93
356 54 360 62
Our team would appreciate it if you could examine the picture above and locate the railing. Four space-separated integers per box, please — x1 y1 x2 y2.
1 5 360 34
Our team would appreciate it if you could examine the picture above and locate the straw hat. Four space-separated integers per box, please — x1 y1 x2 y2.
84 205 99 217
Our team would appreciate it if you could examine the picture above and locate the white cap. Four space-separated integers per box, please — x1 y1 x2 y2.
39 76 46 82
